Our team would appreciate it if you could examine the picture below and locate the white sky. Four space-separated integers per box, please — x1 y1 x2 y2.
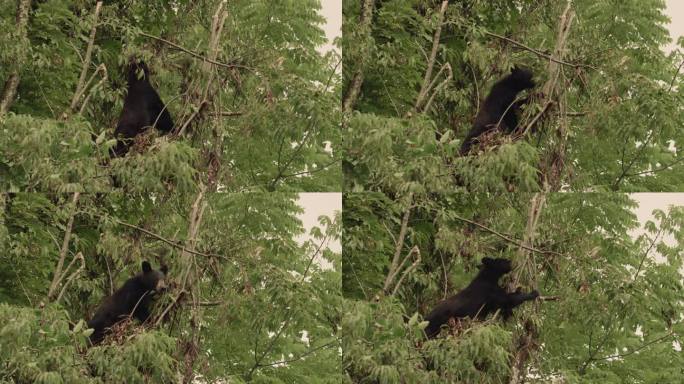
664 0 684 54
319 1 342 54
296 193 342 254
630 193 684 253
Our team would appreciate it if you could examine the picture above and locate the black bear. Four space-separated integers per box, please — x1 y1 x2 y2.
87 261 168 344
424 257 538 338
459 67 536 155
111 59 174 157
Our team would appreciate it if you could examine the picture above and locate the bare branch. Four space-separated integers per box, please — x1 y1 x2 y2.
68 1 103 115
47 193 80 301
383 202 412 294
110 218 229 261
423 63 453 113
593 332 675 362
56 252 85 302
485 31 593 70
140 32 251 71
451 212 561 256
0 0 31 116
342 0 375 113
256 340 338 368
414 1 449 113
668 59 684 92
390 246 421 296
78 64 108 115
181 183 208 384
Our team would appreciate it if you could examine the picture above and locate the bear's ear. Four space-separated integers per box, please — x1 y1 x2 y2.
142 261 152 274
161 265 168 275
481 257 494 266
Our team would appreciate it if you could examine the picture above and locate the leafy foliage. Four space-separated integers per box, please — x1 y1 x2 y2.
0 193 341 383
343 0 684 192
342 192 684 383
0 0 340 192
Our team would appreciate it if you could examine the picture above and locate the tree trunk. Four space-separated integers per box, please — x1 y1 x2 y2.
0 0 31 116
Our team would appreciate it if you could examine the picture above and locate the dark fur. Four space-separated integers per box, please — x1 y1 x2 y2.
459 67 535 155
424 257 538 338
111 60 174 157
87 261 168 344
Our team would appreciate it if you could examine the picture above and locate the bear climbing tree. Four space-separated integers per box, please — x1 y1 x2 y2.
111 59 174 157
87 261 169 344
459 67 536 155
424 257 538 338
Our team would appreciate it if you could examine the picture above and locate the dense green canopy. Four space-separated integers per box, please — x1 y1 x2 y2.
0 0 341 193
344 0 684 193
0 192 342 383
343 192 684 383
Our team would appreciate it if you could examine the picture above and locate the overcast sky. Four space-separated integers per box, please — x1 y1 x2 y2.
630 194 684 252
296 193 342 254
665 0 684 53
319 1 342 54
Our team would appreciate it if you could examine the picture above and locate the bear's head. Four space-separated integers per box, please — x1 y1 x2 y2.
480 257 512 279
509 67 536 90
139 261 168 294
127 58 150 83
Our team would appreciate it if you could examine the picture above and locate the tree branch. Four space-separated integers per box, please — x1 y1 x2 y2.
451 213 561 256
0 0 31 116
508 192 547 384
56 252 85 303
109 217 229 261
383 202 412 294
47 193 80 301
181 184 208 384
67 1 103 116
592 332 675 362
140 32 251 71
390 246 421 296
247 228 332 379
78 64 108 115
485 31 593 70
414 0 449 113
255 340 338 368
342 0 375 113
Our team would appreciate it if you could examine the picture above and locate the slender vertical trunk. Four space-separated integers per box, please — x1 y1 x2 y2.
0 0 31 116
342 0 375 113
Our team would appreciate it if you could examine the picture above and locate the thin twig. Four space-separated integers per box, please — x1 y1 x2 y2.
68 1 103 114
383 202 412 293
342 0 375 113
414 0 449 113
247 229 332 379
668 59 684 92
0 0 31 116
105 217 229 260
140 32 251 71
423 63 453 113
78 64 108 114
452 213 560 256
278 159 341 179
56 252 85 302
485 31 593 70
391 246 421 296
255 340 338 368
47 193 80 301
593 332 675 362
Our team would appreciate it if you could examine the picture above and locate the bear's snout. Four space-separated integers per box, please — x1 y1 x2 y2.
155 279 167 292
